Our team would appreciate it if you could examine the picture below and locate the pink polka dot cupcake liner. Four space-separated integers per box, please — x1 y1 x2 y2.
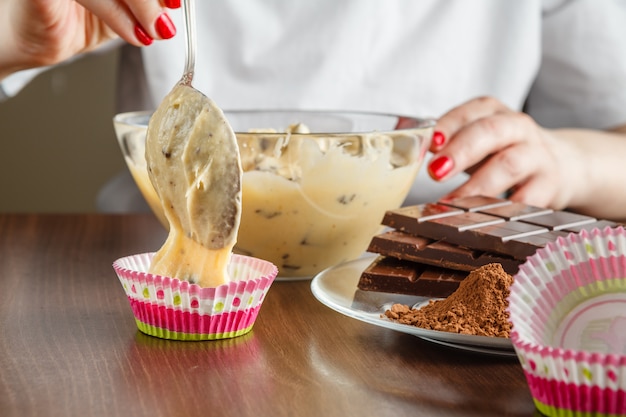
509 226 626 417
113 253 278 341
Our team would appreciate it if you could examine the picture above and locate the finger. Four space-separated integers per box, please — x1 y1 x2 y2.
78 0 176 46
162 0 182 8
428 111 537 181
124 0 177 41
431 96 511 152
447 141 541 199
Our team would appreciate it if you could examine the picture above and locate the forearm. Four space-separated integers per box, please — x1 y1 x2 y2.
553 126 626 221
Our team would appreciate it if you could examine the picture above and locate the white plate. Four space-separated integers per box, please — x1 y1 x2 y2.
310 256 516 357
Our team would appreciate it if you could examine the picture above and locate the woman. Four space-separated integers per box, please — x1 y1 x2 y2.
3 0 626 220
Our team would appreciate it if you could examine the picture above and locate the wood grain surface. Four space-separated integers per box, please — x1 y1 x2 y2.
0 214 538 417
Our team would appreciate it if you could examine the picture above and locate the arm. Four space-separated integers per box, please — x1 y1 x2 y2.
554 125 626 220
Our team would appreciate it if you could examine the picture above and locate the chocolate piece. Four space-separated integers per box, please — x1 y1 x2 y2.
509 230 570 252
384 211 505 237
562 220 621 233
438 195 512 211
382 209 541 259
478 202 553 221
464 221 549 259
367 230 521 274
520 211 596 231
381 203 463 231
357 256 465 298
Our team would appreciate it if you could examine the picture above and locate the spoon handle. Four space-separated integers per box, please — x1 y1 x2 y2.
181 0 196 85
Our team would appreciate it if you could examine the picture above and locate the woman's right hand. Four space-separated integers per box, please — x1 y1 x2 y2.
1 0 180 79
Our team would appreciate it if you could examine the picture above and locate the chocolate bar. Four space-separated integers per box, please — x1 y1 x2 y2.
357 256 466 298
380 196 612 260
367 230 521 275
361 196 622 298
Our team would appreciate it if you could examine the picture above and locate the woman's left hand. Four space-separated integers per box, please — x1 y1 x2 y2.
426 96 575 210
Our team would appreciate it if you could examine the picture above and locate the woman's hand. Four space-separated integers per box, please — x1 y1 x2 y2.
0 0 180 79
426 96 626 220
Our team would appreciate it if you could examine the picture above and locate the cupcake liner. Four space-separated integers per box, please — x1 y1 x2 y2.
113 253 278 341
509 226 626 416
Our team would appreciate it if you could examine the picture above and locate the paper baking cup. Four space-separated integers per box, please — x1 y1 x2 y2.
509 226 626 417
113 253 278 341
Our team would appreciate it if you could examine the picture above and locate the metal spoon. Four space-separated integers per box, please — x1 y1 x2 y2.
180 0 198 87
145 0 242 252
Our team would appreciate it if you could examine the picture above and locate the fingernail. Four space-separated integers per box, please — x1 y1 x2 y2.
134 24 153 46
428 156 454 180
155 13 176 39
164 0 181 8
432 131 446 147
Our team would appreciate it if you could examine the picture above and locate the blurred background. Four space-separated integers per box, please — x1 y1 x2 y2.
0 48 126 212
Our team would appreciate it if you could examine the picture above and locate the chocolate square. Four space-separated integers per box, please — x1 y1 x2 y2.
408 212 504 241
381 203 463 230
478 202 553 221
510 230 570 251
520 211 596 231
438 195 512 211
471 221 549 242
562 220 621 233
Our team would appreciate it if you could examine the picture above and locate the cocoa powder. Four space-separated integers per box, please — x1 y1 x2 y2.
384 263 513 338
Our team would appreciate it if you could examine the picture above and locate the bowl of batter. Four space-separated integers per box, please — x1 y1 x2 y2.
114 110 434 279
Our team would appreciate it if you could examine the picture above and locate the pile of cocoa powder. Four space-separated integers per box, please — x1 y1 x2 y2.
384 263 513 338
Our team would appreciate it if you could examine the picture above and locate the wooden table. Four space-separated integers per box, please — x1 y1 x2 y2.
0 214 538 417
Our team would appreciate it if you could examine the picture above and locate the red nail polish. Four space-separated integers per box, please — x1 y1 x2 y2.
134 25 153 46
429 156 454 180
156 13 176 39
432 131 446 147
164 0 181 8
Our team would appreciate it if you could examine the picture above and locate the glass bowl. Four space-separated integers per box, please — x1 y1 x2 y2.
113 110 434 279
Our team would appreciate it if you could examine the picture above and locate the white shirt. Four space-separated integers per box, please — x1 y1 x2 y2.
144 0 540 118
136 0 626 131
